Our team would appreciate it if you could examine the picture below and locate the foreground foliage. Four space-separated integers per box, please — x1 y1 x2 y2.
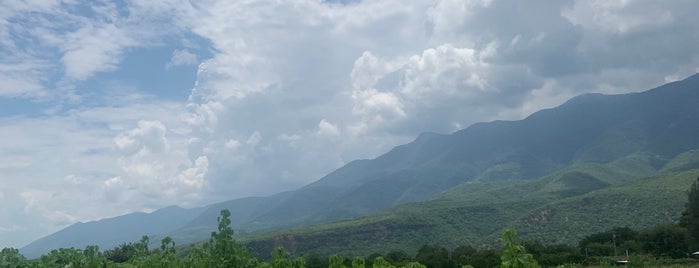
0 209 533 268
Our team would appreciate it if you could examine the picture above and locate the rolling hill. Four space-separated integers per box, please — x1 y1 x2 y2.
21 73 699 258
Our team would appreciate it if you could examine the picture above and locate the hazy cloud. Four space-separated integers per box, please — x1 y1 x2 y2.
167 49 199 69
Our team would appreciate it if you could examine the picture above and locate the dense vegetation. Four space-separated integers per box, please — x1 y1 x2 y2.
0 209 539 268
4 176 699 268
242 165 699 258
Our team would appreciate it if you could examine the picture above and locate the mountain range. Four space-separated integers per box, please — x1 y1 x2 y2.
21 73 699 258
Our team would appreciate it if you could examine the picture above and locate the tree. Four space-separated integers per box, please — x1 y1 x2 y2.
82 245 107 267
134 235 150 257
452 245 476 266
681 177 699 246
352 256 366 268
185 209 252 267
293 256 307 268
579 227 640 257
104 242 136 263
270 247 293 268
39 247 84 267
329 254 347 268
523 241 584 266
371 257 395 268
385 250 410 266
500 229 540 268
402 262 427 268
468 249 500 268
0 247 26 267
366 253 383 267
304 253 327 268
640 223 689 258
414 245 452 268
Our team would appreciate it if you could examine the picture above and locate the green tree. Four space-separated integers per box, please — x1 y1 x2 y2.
0 247 27 267
372 257 395 268
293 256 307 268
304 252 327 268
104 242 136 263
329 254 347 268
402 262 427 268
366 253 383 267
452 245 476 267
385 250 410 266
468 249 500 268
640 223 689 258
160 236 176 255
134 235 150 257
500 229 540 268
185 209 252 268
523 241 584 266
270 247 293 268
82 245 107 267
39 247 84 267
414 245 452 268
206 209 251 267
352 256 366 268
579 227 639 256
681 177 699 246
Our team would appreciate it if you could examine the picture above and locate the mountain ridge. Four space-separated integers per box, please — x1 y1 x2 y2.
21 73 699 258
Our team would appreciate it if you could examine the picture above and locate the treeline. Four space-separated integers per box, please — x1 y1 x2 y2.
1 213 693 268
0 213 693 268
3 177 699 268
0 210 538 268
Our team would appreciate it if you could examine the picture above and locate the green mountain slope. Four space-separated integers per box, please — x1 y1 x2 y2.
243 152 699 257
515 169 698 245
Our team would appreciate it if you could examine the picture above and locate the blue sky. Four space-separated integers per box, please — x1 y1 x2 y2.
2 0 699 248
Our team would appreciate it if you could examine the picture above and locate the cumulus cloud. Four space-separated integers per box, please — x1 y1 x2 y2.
317 119 341 138
0 97 195 247
178 156 208 189
3 0 699 249
176 0 699 203
114 120 169 155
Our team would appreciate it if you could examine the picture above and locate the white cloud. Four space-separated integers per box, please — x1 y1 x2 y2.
0 62 47 97
0 97 197 247
317 119 340 138
225 139 241 150
114 120 169 155
167 49 199 68
563 0 675 34
351 88 406 123
61 23 135 80
178 156 208 189
3 0 699 249
103 176 123 188
401 44 488 102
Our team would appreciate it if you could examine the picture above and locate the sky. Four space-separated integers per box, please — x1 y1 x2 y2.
1 0 699 248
